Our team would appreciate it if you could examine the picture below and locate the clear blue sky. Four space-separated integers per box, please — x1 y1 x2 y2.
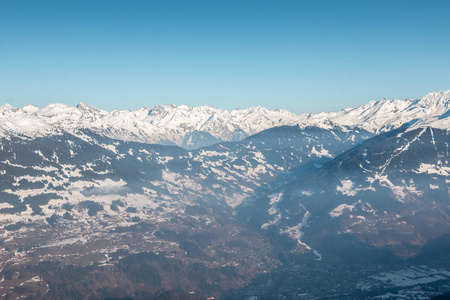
1 0 449 113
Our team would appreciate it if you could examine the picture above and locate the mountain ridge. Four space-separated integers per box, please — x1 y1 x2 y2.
1 90 449 149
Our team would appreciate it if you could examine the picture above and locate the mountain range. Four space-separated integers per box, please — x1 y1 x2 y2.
0 90 449 299
1 90 449 149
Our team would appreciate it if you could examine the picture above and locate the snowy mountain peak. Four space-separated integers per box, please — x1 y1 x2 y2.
0 103 14 112
77 102 104 114
298 90 450 133
21 104 40 113
415 90 450 107
0 90 449 148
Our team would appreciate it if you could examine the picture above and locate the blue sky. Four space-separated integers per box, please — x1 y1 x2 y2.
1 0 449 113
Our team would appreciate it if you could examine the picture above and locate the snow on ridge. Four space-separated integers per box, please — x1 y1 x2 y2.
0 90 449 148
0 102 303 147
296 90 450 133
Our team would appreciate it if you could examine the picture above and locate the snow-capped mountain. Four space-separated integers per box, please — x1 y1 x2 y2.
300 90 450 133
1 90 449 149
0 103 302 149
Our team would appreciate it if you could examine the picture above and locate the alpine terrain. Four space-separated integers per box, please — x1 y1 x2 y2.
0 90 449 299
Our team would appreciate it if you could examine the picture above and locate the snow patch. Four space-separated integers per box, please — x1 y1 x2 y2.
336 179 357 196
330 203 356 218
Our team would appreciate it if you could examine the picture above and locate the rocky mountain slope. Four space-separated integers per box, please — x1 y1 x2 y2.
0 125 369 219
240 125 450 258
